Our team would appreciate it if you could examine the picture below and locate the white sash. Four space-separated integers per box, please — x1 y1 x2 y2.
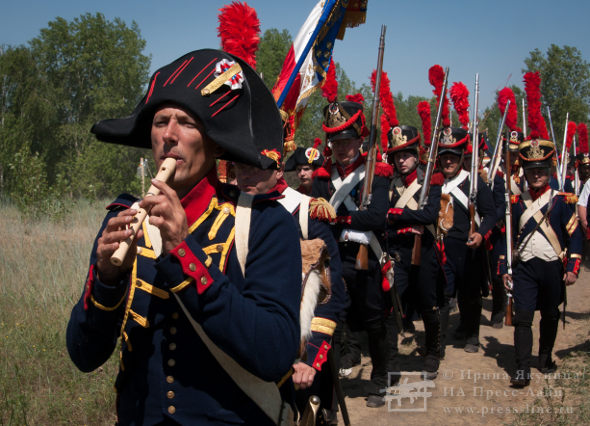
442 170 480 226
329 165 365 211
278 187 311 240
518 190 564 259
392 177 436 237
329 166 383 259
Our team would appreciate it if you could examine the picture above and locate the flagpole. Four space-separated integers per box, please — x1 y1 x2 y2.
276 0 338 108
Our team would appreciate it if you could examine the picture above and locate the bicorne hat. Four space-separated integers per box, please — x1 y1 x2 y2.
284 146 324 171
91 49 283 170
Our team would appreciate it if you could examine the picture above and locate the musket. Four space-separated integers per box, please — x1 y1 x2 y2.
559 112 570 191
468 74 480 237
547 106 563 190
522 98 527 138
503 138 514 326
573 136 580 196
488 100 511 190
411 67 449 266
355 24 386 270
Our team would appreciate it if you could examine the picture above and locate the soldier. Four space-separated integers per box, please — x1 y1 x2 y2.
234 160 348 424
284 141 325 195
500 138 582 387
437 127 496 353
465 133 506 328
312 93 394 408
385 124 444 379
66 49 302 424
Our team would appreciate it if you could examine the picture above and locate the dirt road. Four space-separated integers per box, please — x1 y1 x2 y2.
335 264 590 425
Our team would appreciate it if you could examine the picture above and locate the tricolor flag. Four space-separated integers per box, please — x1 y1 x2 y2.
272 0 367 143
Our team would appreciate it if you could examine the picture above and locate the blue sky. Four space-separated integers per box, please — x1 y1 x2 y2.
2 0 589 111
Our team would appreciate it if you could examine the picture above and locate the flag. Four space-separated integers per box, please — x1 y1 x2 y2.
272 0 367 146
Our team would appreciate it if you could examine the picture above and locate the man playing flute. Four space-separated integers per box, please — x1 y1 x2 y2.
66 49 301 425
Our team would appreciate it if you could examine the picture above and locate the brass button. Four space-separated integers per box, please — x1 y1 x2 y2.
223 207 230 214
136 280 142 287
324 345 329 350
171 312 179 320
200 276 208 286
168 405 176 415
316 363 321 368
166 375 174 384
178 248 186 257
216 244 224 252
189 263 196 272
170 327 177 335
168 359 176 367
167 390 175 399
319 354 324 359
169 342 177 351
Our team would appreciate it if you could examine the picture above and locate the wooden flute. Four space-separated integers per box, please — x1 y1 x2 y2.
110 157 177 266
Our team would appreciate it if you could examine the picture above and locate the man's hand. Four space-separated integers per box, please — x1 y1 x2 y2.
563 271 577 286
502 274 513 291
466 232 483 248
96 208 142 285
292 361 317 390
140 179 188 254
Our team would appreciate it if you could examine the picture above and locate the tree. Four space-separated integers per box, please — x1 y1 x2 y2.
523 44 590 140
0 13 151 206
257 28 292 89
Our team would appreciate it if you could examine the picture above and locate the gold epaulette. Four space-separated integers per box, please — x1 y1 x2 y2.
309 197 336 222
558 192 578 204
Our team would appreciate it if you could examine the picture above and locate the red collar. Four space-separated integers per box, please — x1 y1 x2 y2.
336 154 364 178
270 177 290 194
528 183 550 201
401 169 418 187
181 168 221 225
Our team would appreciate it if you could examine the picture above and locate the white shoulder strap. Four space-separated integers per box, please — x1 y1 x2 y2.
235 192 254 278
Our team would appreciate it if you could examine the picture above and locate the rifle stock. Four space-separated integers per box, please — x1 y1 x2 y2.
411 67 449 266
504 138 514 326
355 25 386 271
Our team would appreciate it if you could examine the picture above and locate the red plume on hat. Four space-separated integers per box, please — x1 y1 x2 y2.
566 121 577 151
417 101 432 146
321 58 338 103
371 69 398 153
523 71 549 140
217 2 260 70
497 87 521 132
578 123 588 155
449 82 470 130
429 65 450 127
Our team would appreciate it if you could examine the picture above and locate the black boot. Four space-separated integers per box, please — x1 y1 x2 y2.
538 308 559 374
512 310 534 387
365 320 390 407
421 308 441 380
439 299 451 359
490 276 506 328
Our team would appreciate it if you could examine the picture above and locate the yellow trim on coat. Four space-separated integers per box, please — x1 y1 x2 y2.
170 277 195 293
129 309 149 328
90 291 126 311
310 317 337 336
135 278 170 299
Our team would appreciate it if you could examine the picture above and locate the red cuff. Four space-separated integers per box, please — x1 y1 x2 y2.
336 215 351 225
83 264 95 311
311 341 331 371
388 208 404 216
171 241 214 294
396 227 414 235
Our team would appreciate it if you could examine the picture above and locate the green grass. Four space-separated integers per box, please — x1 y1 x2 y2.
510 340 590 425
0 199 118 425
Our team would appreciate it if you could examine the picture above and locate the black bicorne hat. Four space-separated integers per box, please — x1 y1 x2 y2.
519 138 555 169
322 100 368 142
284 146 324 171
387 125 420 155
91 49 283 170
437 127 469 156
